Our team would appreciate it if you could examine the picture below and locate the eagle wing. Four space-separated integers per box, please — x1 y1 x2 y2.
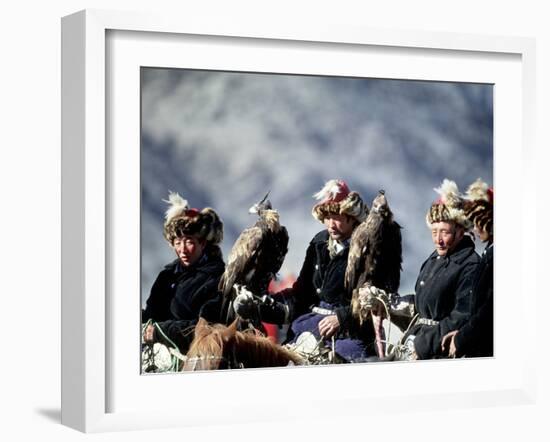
345 221 371 292
271 226 289 277
243 224 289 296
358 214 403 294
219 225 264 299
381 220 402 293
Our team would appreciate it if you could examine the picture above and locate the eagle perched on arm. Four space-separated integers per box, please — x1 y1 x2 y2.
345 190 402 325
219 193 289 325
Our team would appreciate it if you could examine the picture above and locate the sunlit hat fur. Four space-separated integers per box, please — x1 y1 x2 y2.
312 179 368 224
426 179 472 230
162 192 224 245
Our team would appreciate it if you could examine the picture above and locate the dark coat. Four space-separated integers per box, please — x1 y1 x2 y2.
407 236 480 359
454 243 493 357
142 246 225 352
275 230 375 347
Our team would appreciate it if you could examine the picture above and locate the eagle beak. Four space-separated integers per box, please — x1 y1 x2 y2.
259 191 271 205
249 191 271 214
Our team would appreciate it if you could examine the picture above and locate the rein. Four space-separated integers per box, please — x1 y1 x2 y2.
185 355 227 371
184 344 244 370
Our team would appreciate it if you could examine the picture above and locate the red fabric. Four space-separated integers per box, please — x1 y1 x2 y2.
262 323 279 343
332 180 350 202
317 179 351 204
372 314 386 358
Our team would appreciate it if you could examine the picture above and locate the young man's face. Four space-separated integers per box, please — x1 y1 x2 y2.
173 235 206 266
431 221 464 256
324 213 356 241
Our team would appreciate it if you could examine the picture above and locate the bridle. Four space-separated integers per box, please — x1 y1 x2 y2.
184 355 227 371
184 345 244 371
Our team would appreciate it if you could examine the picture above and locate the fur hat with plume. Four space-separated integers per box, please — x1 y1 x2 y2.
162 192 224 245
312 179 368 224
426 179 472 230
463 178 493 235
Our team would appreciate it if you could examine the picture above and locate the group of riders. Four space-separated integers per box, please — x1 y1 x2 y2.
141 177 493 371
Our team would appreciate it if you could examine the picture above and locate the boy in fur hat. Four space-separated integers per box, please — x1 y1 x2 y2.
242 179 376 361
142 192 225 354
441 179 494 358
401 179 480 360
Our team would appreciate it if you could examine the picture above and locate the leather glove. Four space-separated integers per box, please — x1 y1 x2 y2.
232 285 258 319
258 295 291 325
358 285 389 314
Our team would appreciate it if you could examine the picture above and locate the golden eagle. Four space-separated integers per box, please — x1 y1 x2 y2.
345 190 402 324
219 193 289 324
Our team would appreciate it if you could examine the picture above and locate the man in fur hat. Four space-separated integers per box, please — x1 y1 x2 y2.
142 192 225 354
400 179 480 360
238 179 376 361
441 179 494 358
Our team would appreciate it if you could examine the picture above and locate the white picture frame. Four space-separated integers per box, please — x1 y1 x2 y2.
61 9 537 433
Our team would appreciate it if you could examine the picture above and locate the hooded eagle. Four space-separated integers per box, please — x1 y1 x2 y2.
345 190 402 323
219 193 289 319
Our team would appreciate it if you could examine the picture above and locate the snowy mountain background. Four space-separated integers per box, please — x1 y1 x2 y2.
140 68 493 306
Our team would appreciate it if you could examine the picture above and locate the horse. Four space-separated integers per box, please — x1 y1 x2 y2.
182 318 304 371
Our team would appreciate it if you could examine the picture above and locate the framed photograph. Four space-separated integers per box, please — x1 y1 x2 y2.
62 9 536 433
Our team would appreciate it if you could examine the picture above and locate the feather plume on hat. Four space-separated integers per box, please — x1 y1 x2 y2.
434 179 462 207
465 178 493 203
163 191 189 224
313 179 350 203
426 179 472 230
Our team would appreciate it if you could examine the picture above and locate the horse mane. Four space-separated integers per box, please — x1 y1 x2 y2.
183 318 303 370
232 327 304 368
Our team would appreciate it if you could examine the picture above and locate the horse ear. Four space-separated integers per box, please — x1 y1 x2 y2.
193 317 209 338
227 319 238 333
222 319 238 343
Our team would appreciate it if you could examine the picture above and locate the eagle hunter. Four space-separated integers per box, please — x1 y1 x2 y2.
219 193 289 325
345 190 402 335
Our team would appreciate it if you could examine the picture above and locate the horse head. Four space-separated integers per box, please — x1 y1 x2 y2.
183 319 303 371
